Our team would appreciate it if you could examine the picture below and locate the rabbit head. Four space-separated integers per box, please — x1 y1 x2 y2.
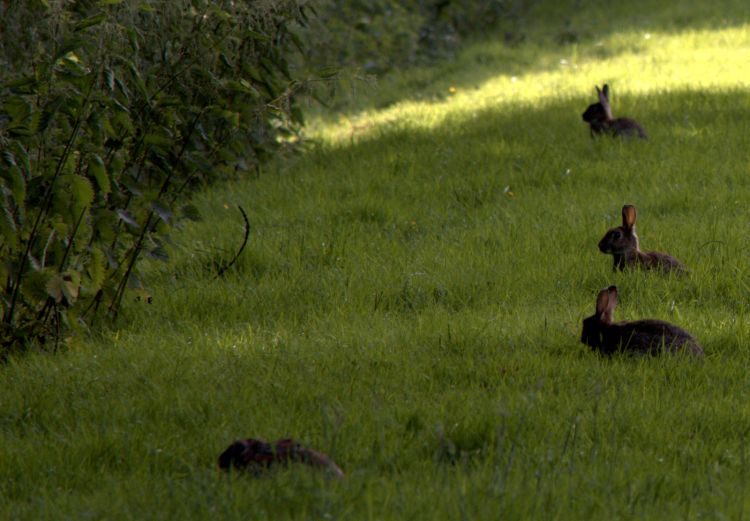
598 205 639 256
582 85 613 130
580 285 617 349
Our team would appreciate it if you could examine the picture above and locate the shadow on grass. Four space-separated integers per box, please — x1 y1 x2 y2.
312 0 750 118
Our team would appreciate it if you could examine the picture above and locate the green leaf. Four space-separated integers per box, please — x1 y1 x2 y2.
68 174 95 211
245 29 271 41
4 76 38 95
220 110 240 129
288 30 305 54
3 96 32 125
208 5 231 21
116 209 138 228
318 66 340 79
54 36 84 60
291 106 305 125
38 96 63 133
0 201 18 247
224 79 260 98
114 77 130 101
85 247 106 292
92 208 117 243
88 154 110 195
104 68 115 92
74 13 108 32
180 204 202 222
143 133 172 147
45 274 64 303
45 271 80 305
152 202 172 223
1 151 16 167
0 164 27 205
24 269 52 303
242 65 263 83
127 272 142 289
61 271 81 304
10 141 31 178
111 109 135 135
147 245 169 262
126 27 140 53
8 126 36 137
154 95 182 108
125 59 149 100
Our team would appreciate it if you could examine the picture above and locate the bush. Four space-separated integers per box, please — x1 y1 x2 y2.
0 0 524 357
300 0 529 74
0 0 314 357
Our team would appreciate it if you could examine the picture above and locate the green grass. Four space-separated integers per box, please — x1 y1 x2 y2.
4 0 750 519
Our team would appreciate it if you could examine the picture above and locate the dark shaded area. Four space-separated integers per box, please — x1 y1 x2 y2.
311 0 750 116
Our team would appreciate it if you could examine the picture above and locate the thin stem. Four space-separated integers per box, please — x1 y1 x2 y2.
216 205 250 278
58 207 87 271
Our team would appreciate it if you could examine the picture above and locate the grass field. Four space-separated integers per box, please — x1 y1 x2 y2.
4 1 750 519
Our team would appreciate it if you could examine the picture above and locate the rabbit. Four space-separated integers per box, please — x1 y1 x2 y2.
581 285 704 357
218 438 345 479
582 84 647 139
598 204 687 274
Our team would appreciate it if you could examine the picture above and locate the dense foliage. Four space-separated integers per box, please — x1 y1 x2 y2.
0 0 313 356
302 0 527 74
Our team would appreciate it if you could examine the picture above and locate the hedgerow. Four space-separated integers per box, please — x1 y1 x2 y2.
0 0 525 357
300 0 528 74
0 0 314 356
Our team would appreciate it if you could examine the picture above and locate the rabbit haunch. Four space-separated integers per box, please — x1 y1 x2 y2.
582 84 647 139
581 286 703 357
218 438 345 479
598 205 687 274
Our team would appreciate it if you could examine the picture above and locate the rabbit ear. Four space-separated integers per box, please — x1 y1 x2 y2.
595 287 609 315
621 205 637 230
596 84 614 120
596 285 618 323
606 285 618 311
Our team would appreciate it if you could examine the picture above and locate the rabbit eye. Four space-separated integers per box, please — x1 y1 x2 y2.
612 231 622 239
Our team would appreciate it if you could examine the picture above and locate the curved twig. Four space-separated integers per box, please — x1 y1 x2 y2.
216 205 250 278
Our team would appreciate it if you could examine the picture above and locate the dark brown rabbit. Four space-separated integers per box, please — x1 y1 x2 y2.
581 286 703 357
218 438 345 479
582 84 647 139
598 205 686 274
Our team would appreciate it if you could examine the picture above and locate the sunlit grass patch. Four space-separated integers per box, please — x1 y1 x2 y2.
309 23 750 143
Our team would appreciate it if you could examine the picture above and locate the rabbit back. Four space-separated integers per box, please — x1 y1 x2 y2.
639 251 687 273
597 319 703 357
611 251 687 274
610 117 647 139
